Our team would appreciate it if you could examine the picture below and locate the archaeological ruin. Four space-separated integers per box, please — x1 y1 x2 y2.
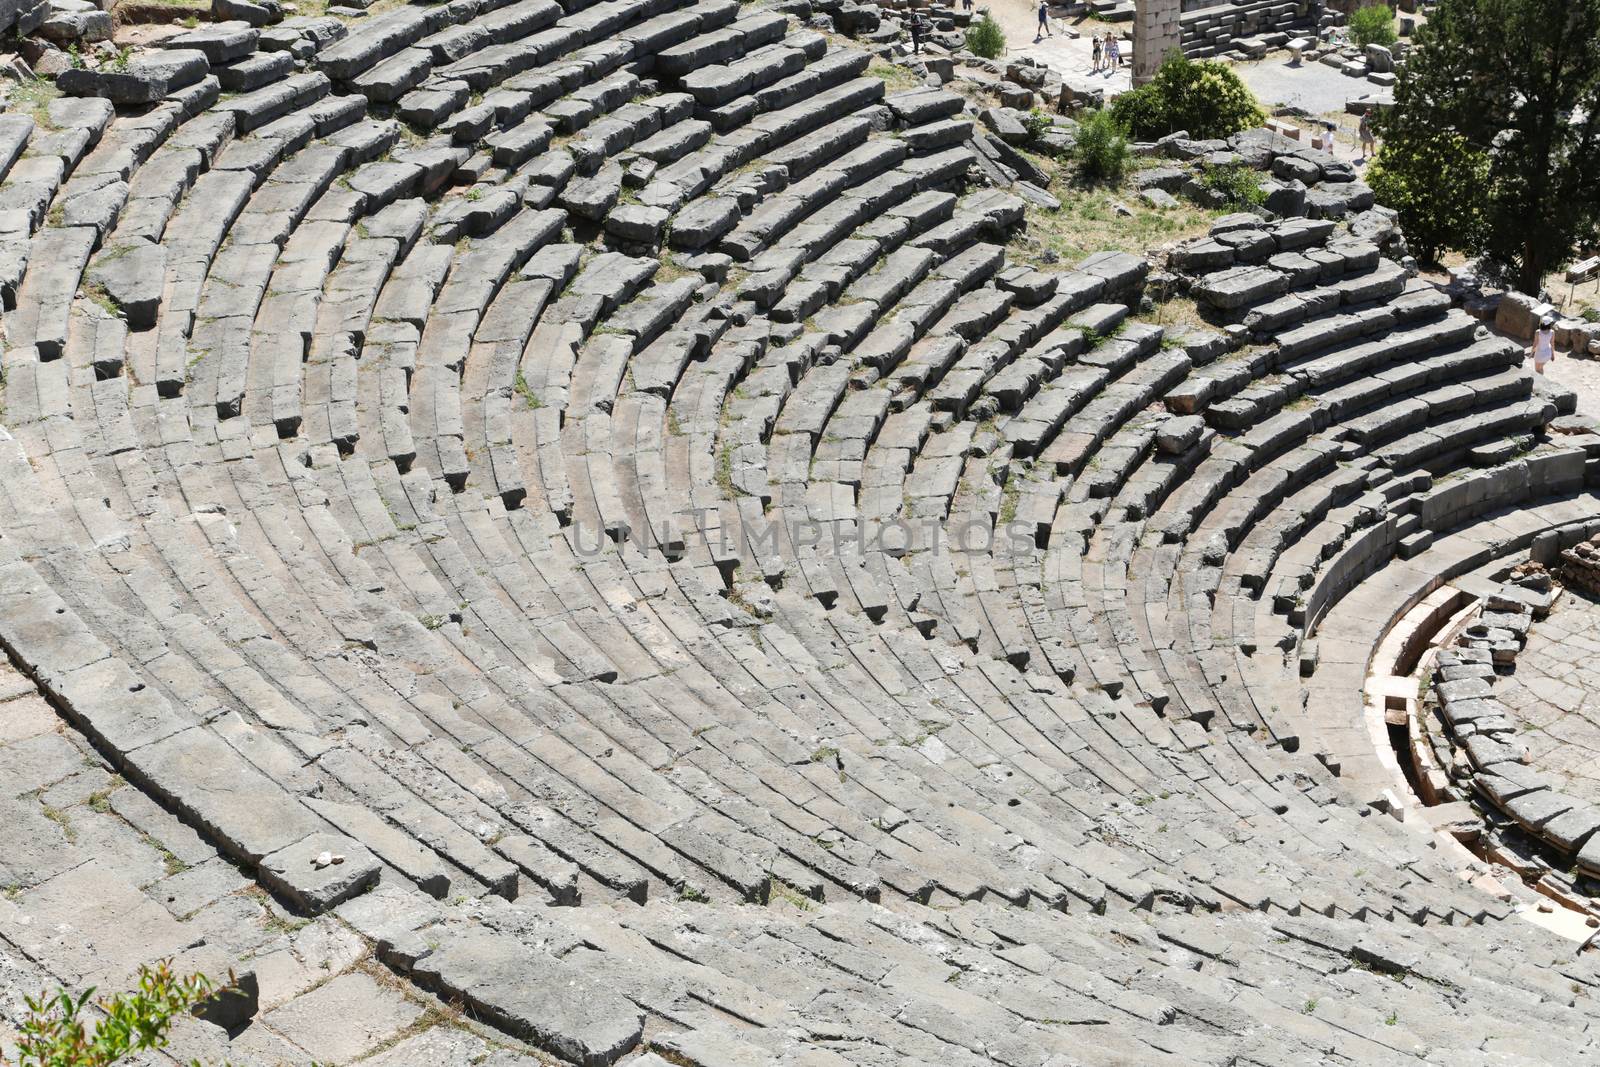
2 0 1600 1063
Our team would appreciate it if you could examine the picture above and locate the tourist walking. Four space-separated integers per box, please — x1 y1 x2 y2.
1358 112 1376 160
1107 34 1120 68
1035 0 1051 40
1091 34 1102 72
1533 317 1556 375
910 13 924 53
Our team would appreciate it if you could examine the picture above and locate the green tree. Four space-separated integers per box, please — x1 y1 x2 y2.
1109 51 1264 141
1378 0 1600 291
1366 130 1489 265
8 962 225 1067
1348 4 1398 47
965 15 1005 59
1074 109 1131 184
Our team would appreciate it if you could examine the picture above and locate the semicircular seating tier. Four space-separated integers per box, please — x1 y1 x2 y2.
4 4 1600 1064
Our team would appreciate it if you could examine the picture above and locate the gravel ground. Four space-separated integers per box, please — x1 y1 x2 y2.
1542 350 1600 420
1234 54 1381 117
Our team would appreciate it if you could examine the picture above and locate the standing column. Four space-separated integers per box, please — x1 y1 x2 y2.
1134 0 1181 85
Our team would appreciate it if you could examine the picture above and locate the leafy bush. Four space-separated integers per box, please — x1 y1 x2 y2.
1110 50 1264 141
1106 81 1166 140
1201 163 1266 207
1349 4 1397 47
13 962 226 1067
965 14 1005 59
1074 109 1130 184
1022 107 1054 144
1366 128 1489 265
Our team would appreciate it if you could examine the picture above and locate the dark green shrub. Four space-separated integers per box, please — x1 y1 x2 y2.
1349 4 1398 47
1110 50 1264 140
965 14 1005 59
1366 128 1488 264
1374 0 1600 292
1074 109 1130 184
1105 83 1166 140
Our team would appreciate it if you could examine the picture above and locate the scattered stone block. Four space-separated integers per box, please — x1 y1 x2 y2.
57 48 210 104
260 833 382 914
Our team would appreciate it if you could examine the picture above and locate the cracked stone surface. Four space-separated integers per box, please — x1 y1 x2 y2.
1495 589 1600 808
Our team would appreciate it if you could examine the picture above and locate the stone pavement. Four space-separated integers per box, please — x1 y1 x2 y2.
988 0 1132 99
1235 53 1379 117
1544 348 1600 420
1497 589 1600 810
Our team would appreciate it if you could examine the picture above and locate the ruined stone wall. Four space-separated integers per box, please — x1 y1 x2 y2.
1179 0 1317 59
1134 0 1181 84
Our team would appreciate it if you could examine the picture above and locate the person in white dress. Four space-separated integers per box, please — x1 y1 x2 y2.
1532 317 1556 375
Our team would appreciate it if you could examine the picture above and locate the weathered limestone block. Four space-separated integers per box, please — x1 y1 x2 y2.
58 49 210 104
1494 290 1552 340
157 21 260 63
260 833 382 913
1194 265 1287 310
86 240 164 329
412 928 645 1065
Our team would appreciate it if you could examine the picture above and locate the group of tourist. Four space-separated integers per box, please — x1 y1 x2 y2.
1089 30 1122 71
1304 117 1377 161
1030 4 1123 68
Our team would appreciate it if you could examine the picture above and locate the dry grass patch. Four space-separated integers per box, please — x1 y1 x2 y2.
1012 183 1225 267
111 0 211 29
867 61 923 93
1137 291 1213 335
4 78 61 130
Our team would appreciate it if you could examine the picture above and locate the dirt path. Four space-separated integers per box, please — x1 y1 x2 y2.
1542 352 1600 420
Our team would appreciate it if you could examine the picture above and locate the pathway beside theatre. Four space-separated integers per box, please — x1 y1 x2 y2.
985 0 1134 97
